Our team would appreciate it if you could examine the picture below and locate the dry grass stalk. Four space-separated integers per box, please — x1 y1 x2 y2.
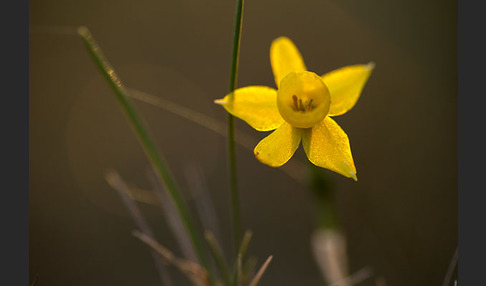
185 164 223 244
329 267 374 286
147 169 199 262
129 88 307 184
248 255 273 286
133 230 210 286
105 170 173 285
442 247 458 286
127 186 160 206
311 229 350 286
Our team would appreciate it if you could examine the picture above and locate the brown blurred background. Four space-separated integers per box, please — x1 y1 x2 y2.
29 0 457 285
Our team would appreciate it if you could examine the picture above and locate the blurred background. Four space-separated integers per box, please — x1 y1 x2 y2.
29 0 457 285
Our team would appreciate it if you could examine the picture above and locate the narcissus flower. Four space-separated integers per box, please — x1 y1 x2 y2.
215 37 374 180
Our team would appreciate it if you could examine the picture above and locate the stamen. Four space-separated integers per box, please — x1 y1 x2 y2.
306 99 313 111
292 95 314 112
292 95 299 111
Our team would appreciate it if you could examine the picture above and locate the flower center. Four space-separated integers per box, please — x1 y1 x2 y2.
291 95 314 112
277 71 331 128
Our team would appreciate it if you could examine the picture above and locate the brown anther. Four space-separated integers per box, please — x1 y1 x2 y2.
306 99 314 111
292 95 315 112
299 98 304 111
292 95 299 111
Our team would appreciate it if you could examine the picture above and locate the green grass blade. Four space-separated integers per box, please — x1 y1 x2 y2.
237 230 252 261
77 26 211 275
227 0 244 260
204 231 231 286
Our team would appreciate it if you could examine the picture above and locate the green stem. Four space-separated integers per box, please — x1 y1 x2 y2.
308 163 339 230
77 26 211 274
228 0 244 253
204 231 231 286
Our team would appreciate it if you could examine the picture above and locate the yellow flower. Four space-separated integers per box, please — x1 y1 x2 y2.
215 37 374 180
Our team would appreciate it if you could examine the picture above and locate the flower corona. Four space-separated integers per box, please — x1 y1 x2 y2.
277 71 330 128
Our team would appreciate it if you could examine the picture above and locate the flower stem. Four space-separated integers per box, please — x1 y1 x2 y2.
77 26 211 274
228 0 244 253
308 163 339 230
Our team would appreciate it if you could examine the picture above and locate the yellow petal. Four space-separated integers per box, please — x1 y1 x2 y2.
254 122 303 167
214 86 284 131
270 37 307 88
322 62 375 117
302 117 357 180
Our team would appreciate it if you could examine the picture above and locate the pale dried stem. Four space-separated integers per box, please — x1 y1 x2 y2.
128 186 160 206
133 230 210 286
105 170 173 285
147 169 199 262
248 255 273 286
204 231 231 286
442 247 458 286
128 88 307 185
311 229 349 286
328 267 374 286
185 164 223 246
237 230 253 261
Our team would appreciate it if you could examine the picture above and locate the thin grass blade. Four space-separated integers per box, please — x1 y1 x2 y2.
185 163 223 244
133 230 210 286
442 247 458 286
129 88 307 184
241 256 258 285
311 229 349 286
128 89 256 151
105 170 173 286
77 26 210 273
328 267 374 286
127 186 160 206
204 231 231 286
237 230 252 261
227 0 245 254
248 255 273 286
147 169 198 262
232 253 242 286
